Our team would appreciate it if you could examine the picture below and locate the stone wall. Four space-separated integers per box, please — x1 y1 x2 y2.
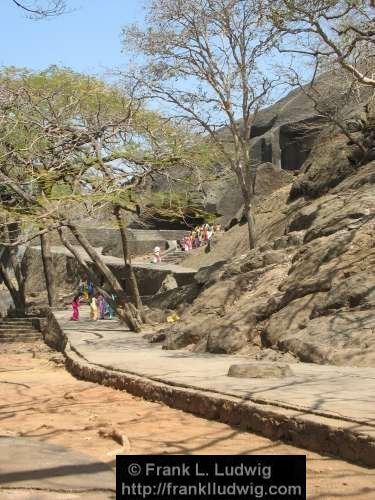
49 228 188 258
22 246 195 298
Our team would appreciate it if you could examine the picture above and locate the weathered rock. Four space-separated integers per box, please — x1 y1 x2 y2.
262 250 290 266
262 217 375 365
22 246 79 297
143 283 201 310
159 107 375 366
157 273 178 293
148 331 167 343
208 163 294 227
303 196 373 243
288 133 358 201
276 311 375 367
311 272 375 318
287 205 318 232
227 362 294 379
206 320 251 354
194 260 226 286
144 307 167 325
254 348 299 363
272 231 305 250
162 314 210 350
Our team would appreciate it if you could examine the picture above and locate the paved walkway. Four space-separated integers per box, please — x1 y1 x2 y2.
40 245 197 275
55 309 375 434
0 437 115 499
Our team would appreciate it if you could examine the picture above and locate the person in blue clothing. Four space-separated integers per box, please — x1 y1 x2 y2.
87 280 94 296
106 296 115 319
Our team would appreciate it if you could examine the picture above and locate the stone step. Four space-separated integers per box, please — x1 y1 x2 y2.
0 323 36 329
0 323 37 328
0 330 41 335
0 329 39 336
0 318 35 322
0 335 41 343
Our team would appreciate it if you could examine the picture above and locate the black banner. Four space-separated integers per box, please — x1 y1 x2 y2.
117 455 306 499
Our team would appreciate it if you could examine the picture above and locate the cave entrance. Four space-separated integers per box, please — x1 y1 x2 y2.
279 119 323 171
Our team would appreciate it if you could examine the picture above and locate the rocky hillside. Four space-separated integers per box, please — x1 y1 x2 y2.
149 124 375 368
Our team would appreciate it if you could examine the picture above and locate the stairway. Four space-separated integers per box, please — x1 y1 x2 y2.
0 318 42 343
162 248 186 264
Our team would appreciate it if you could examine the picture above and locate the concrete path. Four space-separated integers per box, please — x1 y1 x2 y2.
54 308 375 465
34 245 197 275
56 309 375 428
0 437 115 499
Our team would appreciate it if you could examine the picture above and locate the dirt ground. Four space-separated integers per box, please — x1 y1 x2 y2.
0 341 374 499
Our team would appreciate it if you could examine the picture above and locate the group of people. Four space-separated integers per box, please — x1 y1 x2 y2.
179 223 221 252
71 279 115 322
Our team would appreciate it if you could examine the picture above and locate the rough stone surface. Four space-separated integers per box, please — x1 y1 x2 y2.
143 282 201 310
227 362 294 379
161 123 375 366
210 163 294 226
288 134 359 201
157 273 178 293
194 260 227 286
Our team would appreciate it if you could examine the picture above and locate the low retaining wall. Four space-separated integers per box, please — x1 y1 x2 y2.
62 343 375 468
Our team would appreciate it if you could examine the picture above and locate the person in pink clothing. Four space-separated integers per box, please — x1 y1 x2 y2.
188 234 193 250
71 294 80 321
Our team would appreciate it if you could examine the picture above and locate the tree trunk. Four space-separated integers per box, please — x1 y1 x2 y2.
40 231 57 307
0 261 25 316
0 223 26 315
58 228 117 310
66 223 142 332
236 166 257 250
245 203 256 249
113 205 144 318
7 247 26 314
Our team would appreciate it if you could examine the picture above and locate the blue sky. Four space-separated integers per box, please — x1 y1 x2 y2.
0 1 145 75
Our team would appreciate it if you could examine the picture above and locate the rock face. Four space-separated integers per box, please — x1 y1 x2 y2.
203 73 365 226
22 246 80 301
208 163 294 227
227 363 294 379
161 123 375 367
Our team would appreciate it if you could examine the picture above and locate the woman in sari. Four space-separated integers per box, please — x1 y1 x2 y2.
90 295 98 321
71 294 80 321
105 297 114 320
97 294 106 319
